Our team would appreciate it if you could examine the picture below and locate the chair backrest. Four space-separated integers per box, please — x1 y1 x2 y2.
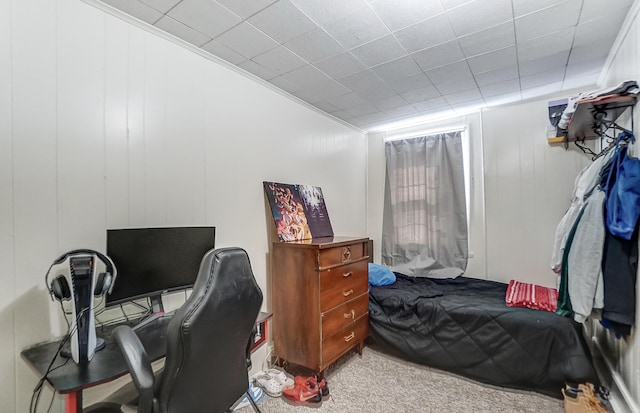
156 247 263 413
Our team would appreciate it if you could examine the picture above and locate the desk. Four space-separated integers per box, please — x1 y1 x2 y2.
21 312 272 413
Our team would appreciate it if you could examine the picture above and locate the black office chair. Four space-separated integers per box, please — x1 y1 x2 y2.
111 248 263 413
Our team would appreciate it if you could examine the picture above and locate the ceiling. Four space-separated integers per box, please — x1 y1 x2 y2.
96 0 633 131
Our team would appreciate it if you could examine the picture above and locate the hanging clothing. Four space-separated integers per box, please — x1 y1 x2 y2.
567 189 606 323
556 208 585 317
550 154 613 273
601 224 638 336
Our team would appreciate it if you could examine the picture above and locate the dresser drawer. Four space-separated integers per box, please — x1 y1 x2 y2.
320 275 368 312
320 260 368 293
322 316 368 366
318 242 366 268
322 293 369 338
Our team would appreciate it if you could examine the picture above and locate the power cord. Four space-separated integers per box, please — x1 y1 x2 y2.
29 308 87 413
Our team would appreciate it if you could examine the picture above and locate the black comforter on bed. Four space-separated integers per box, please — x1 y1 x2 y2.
368 274 598 398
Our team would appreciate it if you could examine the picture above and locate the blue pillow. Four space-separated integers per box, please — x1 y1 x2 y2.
368 263 396 286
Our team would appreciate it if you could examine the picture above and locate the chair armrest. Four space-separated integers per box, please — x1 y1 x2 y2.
113 325 156 413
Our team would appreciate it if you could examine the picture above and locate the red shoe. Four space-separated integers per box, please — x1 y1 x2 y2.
294 375 330 397
283 376 322 406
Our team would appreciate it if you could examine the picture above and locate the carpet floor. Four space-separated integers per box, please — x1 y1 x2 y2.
237 346 564 413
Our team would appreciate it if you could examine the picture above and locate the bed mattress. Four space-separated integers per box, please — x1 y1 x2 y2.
368 274 598 398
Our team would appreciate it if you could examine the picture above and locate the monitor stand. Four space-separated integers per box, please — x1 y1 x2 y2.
133 294 174 331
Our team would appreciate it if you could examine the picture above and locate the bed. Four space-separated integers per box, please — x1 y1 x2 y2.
368 273 599 398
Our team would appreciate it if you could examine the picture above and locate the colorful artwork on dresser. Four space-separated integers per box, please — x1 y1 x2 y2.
263 181 334 241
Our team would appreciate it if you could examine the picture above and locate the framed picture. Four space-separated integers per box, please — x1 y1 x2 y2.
263 181 334 241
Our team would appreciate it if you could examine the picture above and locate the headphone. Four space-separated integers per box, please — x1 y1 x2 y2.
45 249 118 301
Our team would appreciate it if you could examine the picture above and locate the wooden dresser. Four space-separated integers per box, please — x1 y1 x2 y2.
271 236 369 374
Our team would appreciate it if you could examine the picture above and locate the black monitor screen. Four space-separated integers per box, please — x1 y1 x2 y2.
106 226 215 306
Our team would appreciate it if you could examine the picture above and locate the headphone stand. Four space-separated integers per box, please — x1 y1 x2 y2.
60 337 106 360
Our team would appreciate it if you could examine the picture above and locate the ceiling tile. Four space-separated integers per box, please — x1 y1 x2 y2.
446 0 513 37
238 60 278 80
314 53 366 79
155 16 211 46
387 73 433 94
214 0 277 19
401 85 441 103
293 80 351 101
102 0 163 24
201 40 247 65
440 0 474 10
284 28 344 63
355 83 398 101
435 77 478 95
444 88 482 105
281 65 332 89
573 17 622 48
412 96 450 112
346 103 379 117
412 40 465 72
252 46 308 75
467 46 516 74
517 27 575 62
479 79 521 98
565 57 606 78
371 56 422 83
323 6 390 49
473 65 519 86
518 51 569 77
394 13 456 53
458 21 514 58
521 80 564 99
290 0 368 27
215 22 279 59
325 92 368 109
484 91 522 107
370 0 444 31
568 39 611 65
248 0 317 43
372 95 411 111
313 100 340 113
138 0 182 14
515 1 581 42
167 0 241 38
512 0 568 18
384 104 418 118
520 68 565 89
450 99 484 112
350 35 406 67
562 72 599 91
338 70 383 92
268 76 302 93
579 0 633 24
425 61 473 85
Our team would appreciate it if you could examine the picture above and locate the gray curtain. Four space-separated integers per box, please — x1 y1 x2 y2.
381 131 468 278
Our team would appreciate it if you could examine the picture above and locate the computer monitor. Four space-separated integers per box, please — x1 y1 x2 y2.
105 226 216 315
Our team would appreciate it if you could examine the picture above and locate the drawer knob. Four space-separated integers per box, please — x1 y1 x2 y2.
343 309 356 319
344 332 355 342
342 271 353 278
342 247 351 261
343 289 354 297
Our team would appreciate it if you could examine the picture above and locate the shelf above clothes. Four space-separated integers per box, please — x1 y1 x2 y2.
548 94 637 145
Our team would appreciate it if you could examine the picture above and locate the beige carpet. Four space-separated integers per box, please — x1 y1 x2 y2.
237 346 563 413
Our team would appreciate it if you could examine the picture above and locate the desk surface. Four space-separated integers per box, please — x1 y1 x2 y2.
22 312 272 394
22 316 172 394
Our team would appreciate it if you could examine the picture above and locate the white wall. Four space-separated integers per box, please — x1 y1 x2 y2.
0 0 367 411
591 1 640 411
482 98 591 288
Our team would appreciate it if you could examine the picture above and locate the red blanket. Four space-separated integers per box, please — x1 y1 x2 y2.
506 280 558 312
